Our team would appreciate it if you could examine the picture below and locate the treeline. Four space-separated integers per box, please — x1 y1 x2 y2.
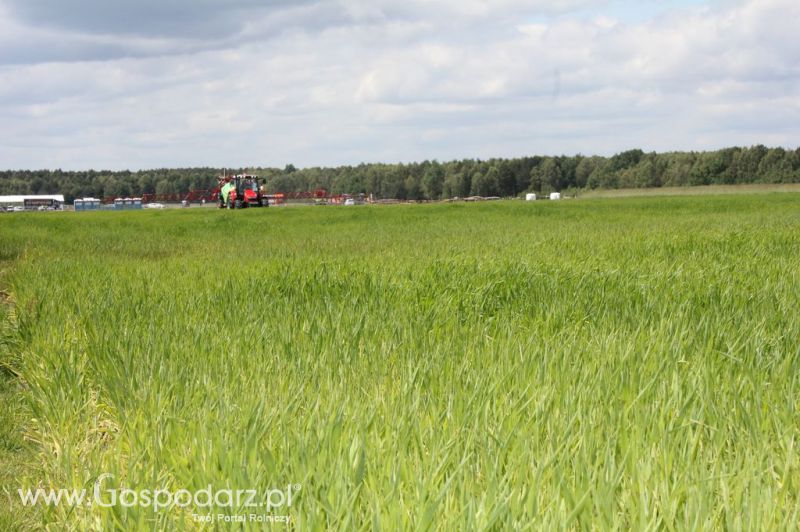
2 145 799 202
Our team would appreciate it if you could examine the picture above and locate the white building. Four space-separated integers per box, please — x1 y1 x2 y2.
0 195 65 210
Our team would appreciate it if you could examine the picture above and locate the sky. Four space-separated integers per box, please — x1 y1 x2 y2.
0 0 797 170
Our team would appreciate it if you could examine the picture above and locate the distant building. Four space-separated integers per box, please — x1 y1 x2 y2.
74 198 102 211
0 194 65 210
113 198 143 210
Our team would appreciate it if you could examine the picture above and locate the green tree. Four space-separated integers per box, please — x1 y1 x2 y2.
575 156 601 188
442 171 462 198
470 169 499 196
496 161 516 196
757 148 792 183
422 163 444 200
729 145 768 183
660 153 696 187
529 158 559 193
104 179 131 199
404 173 422 200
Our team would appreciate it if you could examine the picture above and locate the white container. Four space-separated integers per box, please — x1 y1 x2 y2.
525 193 537 201
549 192 561 200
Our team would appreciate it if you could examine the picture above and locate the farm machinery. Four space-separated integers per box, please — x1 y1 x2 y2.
217 174 268 209
104 175 336 208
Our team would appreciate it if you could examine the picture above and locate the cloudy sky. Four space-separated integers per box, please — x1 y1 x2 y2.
0 0 797 170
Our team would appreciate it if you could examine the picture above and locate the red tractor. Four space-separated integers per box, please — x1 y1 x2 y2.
218 174 268 209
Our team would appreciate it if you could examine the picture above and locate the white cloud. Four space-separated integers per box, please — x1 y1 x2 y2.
0 0 797 169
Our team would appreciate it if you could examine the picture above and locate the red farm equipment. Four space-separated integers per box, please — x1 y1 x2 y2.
104 176 331 208
216 174 268 209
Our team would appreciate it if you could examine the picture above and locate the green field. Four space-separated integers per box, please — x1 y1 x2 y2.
578 183 800 199
1 195 799 530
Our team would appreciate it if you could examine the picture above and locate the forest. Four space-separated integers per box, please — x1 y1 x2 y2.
1 145 799 202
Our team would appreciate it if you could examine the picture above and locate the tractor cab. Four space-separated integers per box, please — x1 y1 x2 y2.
218 174 267 209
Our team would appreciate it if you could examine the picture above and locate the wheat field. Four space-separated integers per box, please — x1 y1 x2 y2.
1 195 799 530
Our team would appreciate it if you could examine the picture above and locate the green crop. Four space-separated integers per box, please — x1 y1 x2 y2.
1 195 799 530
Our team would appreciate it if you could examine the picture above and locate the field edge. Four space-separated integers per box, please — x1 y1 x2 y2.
0 269 39 530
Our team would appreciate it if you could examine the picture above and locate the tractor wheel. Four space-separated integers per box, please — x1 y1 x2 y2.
235 199 244 209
